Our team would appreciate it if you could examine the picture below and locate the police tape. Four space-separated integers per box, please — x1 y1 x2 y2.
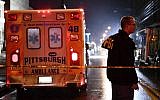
0 65 5 67
86 66 160 68
4 65 160 68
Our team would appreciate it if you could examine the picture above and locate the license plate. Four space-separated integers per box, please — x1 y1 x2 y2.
38 76 52 84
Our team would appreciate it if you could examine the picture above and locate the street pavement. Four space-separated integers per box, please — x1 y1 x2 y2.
0 52 160 99
89 53 160 99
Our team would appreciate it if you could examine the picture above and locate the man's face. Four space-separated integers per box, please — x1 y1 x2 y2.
127 19 136 34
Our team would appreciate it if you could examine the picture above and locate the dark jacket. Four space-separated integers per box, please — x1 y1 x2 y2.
102 30 138 84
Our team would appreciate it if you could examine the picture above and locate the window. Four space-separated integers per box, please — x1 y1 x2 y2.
0 10 1 18
0 30 3 44
27 28 40 49
49 27 62 48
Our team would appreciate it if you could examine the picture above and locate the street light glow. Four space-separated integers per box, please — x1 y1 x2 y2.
107 26 111 30
105 30 108 33
103 33 106 38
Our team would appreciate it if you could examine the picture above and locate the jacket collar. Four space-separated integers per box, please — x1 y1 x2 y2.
118 29 129 38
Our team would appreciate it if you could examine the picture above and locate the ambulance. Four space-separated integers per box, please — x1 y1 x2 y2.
5 9 87 95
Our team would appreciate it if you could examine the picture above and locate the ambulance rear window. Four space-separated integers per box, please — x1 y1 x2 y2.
27 28 41 49
49 27 62 48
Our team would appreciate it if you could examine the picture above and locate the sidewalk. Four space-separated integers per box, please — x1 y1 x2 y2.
0 52 6 65
136 69 160 99
0 81 6 94
0 81 5 88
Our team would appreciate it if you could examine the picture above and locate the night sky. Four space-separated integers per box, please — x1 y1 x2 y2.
29 0 135 44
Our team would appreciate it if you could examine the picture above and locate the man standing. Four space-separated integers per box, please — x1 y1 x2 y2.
102 16 139 100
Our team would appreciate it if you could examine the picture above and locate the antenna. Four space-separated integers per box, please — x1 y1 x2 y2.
61 0 67 9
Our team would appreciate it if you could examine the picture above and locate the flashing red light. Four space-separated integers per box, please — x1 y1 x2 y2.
8 14 17 21
71 12 80 20
37 10 51 13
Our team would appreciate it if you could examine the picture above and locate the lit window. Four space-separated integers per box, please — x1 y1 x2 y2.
49 27 62 48
27 28 40 49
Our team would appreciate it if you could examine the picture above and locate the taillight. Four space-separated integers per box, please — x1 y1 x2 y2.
72 52 78 61
8 14 17 21
12 54 18 62
70 48 80 65
11 49 20 65
6 79 10 85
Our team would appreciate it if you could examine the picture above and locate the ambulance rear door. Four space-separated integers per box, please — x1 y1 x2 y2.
23 22 45 66
23 21 67 66
44 21 67 66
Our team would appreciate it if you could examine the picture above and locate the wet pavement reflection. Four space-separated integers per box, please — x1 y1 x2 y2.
1 55 156 100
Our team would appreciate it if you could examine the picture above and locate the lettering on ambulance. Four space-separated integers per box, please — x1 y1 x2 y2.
24 56 66 65
31 68 59 75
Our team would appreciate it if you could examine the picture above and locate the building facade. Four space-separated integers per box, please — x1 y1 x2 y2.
10 0 29 10
0 0 5 54
0 0 30 54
